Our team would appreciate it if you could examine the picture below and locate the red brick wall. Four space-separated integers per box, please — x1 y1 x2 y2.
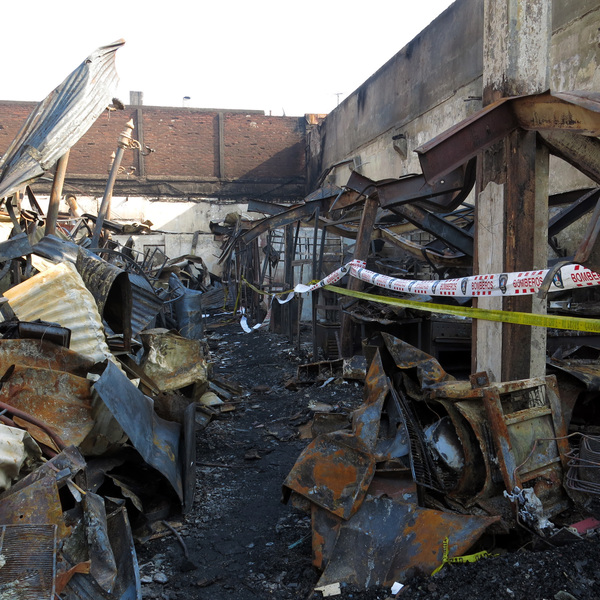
0 102 306 188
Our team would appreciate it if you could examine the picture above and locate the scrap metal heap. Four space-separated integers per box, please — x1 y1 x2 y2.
0 42 234 600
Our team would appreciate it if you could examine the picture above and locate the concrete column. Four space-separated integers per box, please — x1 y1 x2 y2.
475 0 550 381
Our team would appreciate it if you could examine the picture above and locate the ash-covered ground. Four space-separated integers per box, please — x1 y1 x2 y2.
137 320 600 600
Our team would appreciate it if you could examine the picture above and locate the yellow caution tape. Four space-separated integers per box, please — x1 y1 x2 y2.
325 285 600 333
241 277 298 297
431 537 496 576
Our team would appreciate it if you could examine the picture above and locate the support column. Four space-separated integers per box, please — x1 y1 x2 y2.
475 0 550 381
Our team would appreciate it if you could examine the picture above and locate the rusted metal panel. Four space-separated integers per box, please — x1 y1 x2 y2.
311 503 342 570
0 524 56 600
0 40 124 200
0 476 69 539
382 332 453 388
283 431 375 520
93 361 184 504
0 365 94 451
316 496 499 589
0 232 33 262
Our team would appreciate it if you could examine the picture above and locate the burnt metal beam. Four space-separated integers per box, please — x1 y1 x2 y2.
377 160 476 212
416 91 600 184
548 188 600 239
416 99 518 183
247 198 289 216
539 131 600 185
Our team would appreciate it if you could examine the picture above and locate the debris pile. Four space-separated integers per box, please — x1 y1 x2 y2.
283 332 600 595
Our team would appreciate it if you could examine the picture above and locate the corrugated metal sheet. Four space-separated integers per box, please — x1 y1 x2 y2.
0 40 124 199
3 261 111 362
129 273 163 337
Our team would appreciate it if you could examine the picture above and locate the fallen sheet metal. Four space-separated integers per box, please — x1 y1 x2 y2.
3 261 112 362
382 332 454 388
0 40 124 199
0 524 57 600
92 360 184 505
316 495 499 589
283 431 375 520
139 329 209 392
63 505 142 600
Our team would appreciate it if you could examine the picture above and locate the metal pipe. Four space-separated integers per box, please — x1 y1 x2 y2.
91 119 135 249
45 150 70 236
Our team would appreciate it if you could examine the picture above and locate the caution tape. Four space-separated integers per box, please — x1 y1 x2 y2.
325 285 600 332
294 260 600 298
431 537 497 576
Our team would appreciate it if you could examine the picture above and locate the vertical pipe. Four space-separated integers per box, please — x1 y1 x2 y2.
91 120 135 249
45 150 70 236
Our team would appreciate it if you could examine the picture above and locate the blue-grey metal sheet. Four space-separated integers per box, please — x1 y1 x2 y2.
0 40 124 199
92 361 183 503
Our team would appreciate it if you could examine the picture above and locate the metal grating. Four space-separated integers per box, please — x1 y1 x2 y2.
0 524 56 600
392 387 451 492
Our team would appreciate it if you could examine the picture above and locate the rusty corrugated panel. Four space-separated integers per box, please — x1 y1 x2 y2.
76 249 132 347
283 431 375 520
3 261 111 362
0 40 124 199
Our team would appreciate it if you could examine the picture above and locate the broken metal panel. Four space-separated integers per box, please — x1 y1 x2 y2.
382 332 453 388
316 496 499 589
84 492 117 594
1 445 86 500
0 476 69 539
64 506 142 600
0 524 57 600
92 361 184 503
0 365 94 452
3 261 112 363
311 503 342 570
482 376 570 518
0 40 124 200
283 431 376 520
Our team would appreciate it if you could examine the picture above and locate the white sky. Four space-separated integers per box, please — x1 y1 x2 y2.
3 0 455 117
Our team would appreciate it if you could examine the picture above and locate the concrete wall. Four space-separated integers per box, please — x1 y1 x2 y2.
309 0 600 201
